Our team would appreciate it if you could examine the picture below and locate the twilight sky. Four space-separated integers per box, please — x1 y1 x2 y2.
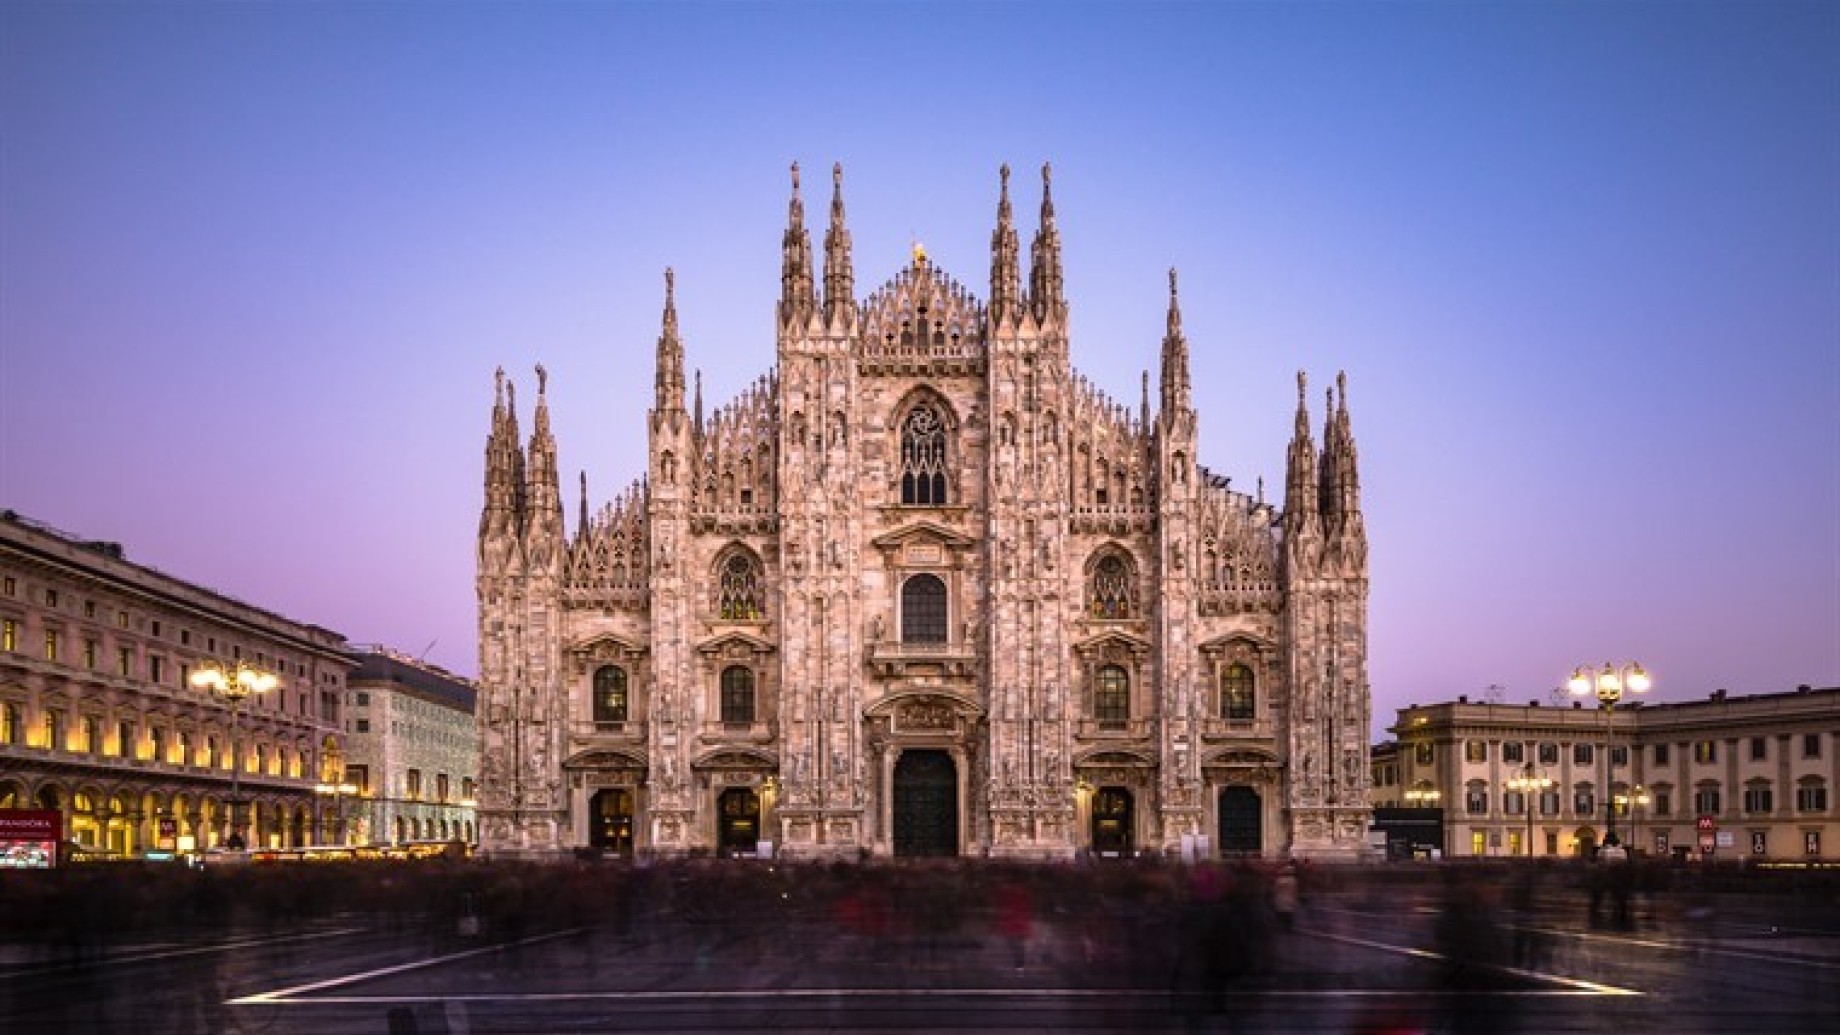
2 2 1835 738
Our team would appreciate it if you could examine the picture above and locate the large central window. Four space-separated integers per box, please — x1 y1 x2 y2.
721 666 756 724
900 404 948 505
901 574 948 643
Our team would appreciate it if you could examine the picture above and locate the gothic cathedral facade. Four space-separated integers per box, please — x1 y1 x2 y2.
476 165 1372 861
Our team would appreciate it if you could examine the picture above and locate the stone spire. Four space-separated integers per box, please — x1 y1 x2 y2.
578 469 589 540
1159 267 1191 419
654 268 685 415
526 363 561 523
1029 162 1064 323
1284 370 1317 527
1320 371 1363 538
480 366 522 539
780 162 815 326
823 162 854 324
990 163 1022 323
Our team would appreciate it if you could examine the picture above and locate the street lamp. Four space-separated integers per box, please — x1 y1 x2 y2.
189 659 278 849
1567 661 1650 850
1615 784 1651 854
1507 760 1555 859
315 780 358 846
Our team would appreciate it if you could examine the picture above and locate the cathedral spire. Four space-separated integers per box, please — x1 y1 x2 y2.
578 469 589 539
1320 371 1363 536
1160 267 1191 419
1284 370 1317 526
990 163 1021 323
525 363 562 540
693 369 704 433
1029 162 1064 323
654 268 685 414
480 366 521 539
780 162 815 326
823 162 855 325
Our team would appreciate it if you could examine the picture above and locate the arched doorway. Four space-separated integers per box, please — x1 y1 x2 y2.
1218 785 1262 855
717 788 760 857
1091 787 1134 856
893 749 957 857
591 788 636 855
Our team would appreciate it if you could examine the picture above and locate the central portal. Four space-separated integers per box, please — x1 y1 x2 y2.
893 749 958 857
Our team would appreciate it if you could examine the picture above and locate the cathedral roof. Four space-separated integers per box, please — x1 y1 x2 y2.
859 254 986 361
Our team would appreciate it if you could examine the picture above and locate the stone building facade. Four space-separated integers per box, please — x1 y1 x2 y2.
343 646 479 846
1374 686 1840 861
0 510 352 855
476 165 1372 861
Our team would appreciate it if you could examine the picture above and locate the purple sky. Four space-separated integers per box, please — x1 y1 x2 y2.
3 3 1835 738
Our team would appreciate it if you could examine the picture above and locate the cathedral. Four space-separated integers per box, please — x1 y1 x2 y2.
476 164 1372 861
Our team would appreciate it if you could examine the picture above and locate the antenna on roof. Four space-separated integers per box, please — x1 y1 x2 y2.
418 639 438 662
1482 683 1505 704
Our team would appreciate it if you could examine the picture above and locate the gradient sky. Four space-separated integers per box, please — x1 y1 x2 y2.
3 2 1835 739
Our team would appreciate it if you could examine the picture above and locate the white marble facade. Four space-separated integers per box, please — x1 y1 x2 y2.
476 165 1372 861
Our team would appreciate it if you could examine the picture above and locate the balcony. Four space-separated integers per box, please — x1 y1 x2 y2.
1201 718 1275 743
867 639 977 679
700 720 776 746
1075 718 1153 742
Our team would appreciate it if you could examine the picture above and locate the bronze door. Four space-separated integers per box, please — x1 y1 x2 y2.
893 749 957 857
1091 787 1134 856
717 788 760 857
591 788 634 855
1218 785 1262 854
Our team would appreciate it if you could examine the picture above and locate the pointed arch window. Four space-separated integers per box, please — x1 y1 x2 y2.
1095 665 1130 725
721 666 756 724
1088 553 1134 619
900 404 949 505
901 574 947 644
717 551 764 620
1222 663 1256 720
594 666 629 724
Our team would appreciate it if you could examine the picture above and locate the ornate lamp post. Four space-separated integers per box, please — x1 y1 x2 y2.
189 660 278 849
1507 759 1555 858
1567 661 1650 850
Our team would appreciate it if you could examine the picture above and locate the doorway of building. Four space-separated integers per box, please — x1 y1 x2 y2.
893 749 957 857
1218 785 1262 855
717 787 760 857
591 788 635 855
1091 787 1135 856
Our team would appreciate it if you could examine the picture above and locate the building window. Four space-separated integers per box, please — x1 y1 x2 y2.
720 666 756 724
355 691 369 706
149 656 164 684
1750 737 1766 761
43 589 58 607
1221 664 1255 720
717 551 764 620
1 577 12 595
82 716 100 754
1503 742 1524 764
1414 742 1433 765
594 665 629 723
1694 740 1717 764
407 769 423 800
1538 743 1559 766
1653 787 1673 816
1094 665 1130 724
1539 790 1560 816
1466 741 1487 763
355 719 370 733
1796 780 1828 813
1573 743 1593 765
1 619 14 652
83 639 98 669
44 711 63 751
117 610 129 629
1087 553 1134 619
2 703 20 745
900 574 948 644
1743 782 1773 814
1610 745 1628 767
1504 790 1526 816
437 773 450 803
44 630 59 662
1804 734 1823 759
117 647 131 677
149 726 164 763
116 721 132 758
899 403 949 505
1654 743 1670 765
1693 784 1721 815
1464 783 1488 815
1573 786 1595 816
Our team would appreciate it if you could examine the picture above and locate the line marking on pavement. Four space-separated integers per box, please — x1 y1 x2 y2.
0 927 367 981
229 986 1644 1007
1300 928 1644 996
228 929 588 1004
